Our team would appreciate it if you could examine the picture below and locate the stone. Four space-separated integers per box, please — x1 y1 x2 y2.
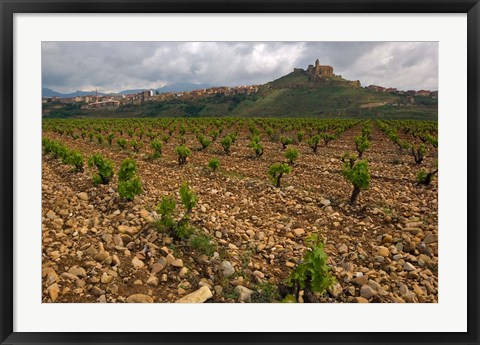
151 262 166 274
171 259 183 268
423 234 438 244
338 244 348 254
175 286 212 303
352 274 368 286
403 262 416 272
77 192 89 201
91 286 103 297
46 210 57 220
403 227 423 236
412 283 424 296
220 261 235 277
328 283 343 297
126 294 154 303
94 252 109 262
48 283 60 302
146 275 159 287
235 285 254 303
293 228 305 237
132 257 145 269
382 234 393 244
360 285 376 299
376 246 390 258
354 297 369 303
139 209 149 218
101 273 113 284
179 267 189 279
68 266 87 278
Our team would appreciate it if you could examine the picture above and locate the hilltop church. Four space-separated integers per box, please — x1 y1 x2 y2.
294 59 334 82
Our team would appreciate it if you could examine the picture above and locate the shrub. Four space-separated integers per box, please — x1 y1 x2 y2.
130 139 143 153
161 134 171 143
198 134 211 150
189 233 216 257
265 127 275 141
118 176 143 200
284 148 299 165
280 136 293 150
106 133 115 146
251 282 281 303
117 138 127 150
417 168 438 185
117 158 143 201
342 156 370 205
249 136 264 158
96 134 104 144
322 133 336 146
150 140 163 159
220 135 232 155
354 135 370 159
208 158 220 171
297 131 304 143
210 130 219 142
175 145 191 165
411 144 427 164
88 132 94 142
268 163 292 188
286 234 335 302
307 135 320 154
65 150 84 172
155 196 177 232
179 181 197 216
154 183 198 240
88 154 114 185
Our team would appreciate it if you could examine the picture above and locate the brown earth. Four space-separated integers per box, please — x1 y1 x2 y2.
42 122 438 303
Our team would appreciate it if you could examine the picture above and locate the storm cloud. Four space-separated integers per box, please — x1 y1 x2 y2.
42 41 438 93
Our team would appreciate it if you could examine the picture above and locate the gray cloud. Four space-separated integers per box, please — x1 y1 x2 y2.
42 41 438 93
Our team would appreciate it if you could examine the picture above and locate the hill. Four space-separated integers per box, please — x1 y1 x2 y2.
42 72 437 120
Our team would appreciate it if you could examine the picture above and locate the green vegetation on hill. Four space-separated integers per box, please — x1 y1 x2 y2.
43 72 437 120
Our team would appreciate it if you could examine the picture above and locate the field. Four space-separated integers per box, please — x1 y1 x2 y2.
41 118 438 303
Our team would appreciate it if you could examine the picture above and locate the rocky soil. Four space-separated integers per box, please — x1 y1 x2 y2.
42 123 438 303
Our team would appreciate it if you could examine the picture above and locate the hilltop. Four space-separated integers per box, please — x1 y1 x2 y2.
42 60 438 120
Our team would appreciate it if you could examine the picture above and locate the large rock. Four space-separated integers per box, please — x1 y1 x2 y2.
126 294 154 303
360 285 376 299
220 261 235 277
175 286 213 303
235 285 254 303
68 266 87 278
132 257 145 269
47 283 60 302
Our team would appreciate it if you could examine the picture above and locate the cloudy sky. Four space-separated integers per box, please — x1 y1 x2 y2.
42 41 438 93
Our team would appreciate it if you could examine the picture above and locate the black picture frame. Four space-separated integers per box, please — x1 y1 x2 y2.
1 1 479 344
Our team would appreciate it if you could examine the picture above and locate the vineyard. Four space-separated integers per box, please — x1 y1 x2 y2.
42 118 438 303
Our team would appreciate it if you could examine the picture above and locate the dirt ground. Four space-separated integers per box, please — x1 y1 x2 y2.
42 120 438 303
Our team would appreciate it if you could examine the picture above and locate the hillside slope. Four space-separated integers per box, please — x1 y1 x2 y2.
43 72 437 120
